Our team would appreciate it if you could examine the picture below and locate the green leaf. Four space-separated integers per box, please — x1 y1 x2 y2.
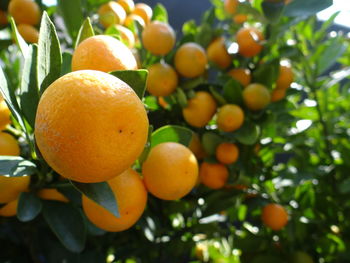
0 156 37 177
261 1 285 24
43 201 86 253
138 125 153 165
75 18 94 49
176 88 188 108
37 12 62 95
20 44 39 128
339 178 350 194
209 86 226 106
182 76 206 90
182 20 197 36
284 0 332 17
58 0 84 40
234 121 260 145
9 17 29 57
70 181 119 217
17 192 42 222
109 70 148 99
238 204 248 221
252 59 280 88
195 23 213 48
223 79 244 105
151 3 168 23
202 132 223 155
61 52 72 76
151 125 193 148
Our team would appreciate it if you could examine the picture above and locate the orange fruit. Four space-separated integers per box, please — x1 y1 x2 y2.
261 203 288 230
147 62 178 97
0 98 11 131
0 132 20 156
199 162 229 189
234 14 248 24
174 42 208 78
271 88 286 102
216 104 244 132
114 24 135 48
0 199 18 217
224 0 239 14
37 189 69 202
142 142 198 200
188 133 206 160
276 65 293 90
216 143 239 164
0 10 8 25
228 68 251 87
71 35 137 72
182 91 217 128
0 176 30 204
8 0 40 25
243 83 271 111
142 21 176 56
82 168 147 232
35 70 149 183
206 37 232 69
124 14 146 29
158 96 168 109
98 1 126 28
236 27 264 57
132 3 153 25
17 24 39 43
117 0 135 13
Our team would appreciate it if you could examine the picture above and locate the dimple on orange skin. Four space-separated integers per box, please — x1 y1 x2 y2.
261 203 288 230
132 3 153 25
236 27 264 58
71 35 137 72
174 42 208 78
142 21 176 56
37 189 69 202
82 169 148 232
216 143 239 164
199 162 229 189
98 1 126 28
147 62 178 97
182 91 217 128
34 70 149 183
276 65 294 90
17 24 39 43
142 142 198 201
243 83 271 111
217 104 244 132
0 99 11 131
228 68 251 87
206 37 232 69
8 0 41 25
0 199 18 217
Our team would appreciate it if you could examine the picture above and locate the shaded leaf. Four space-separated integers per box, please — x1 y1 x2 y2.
223 79 243 105
58 0 84 40
234 121 260 145
110 70 148 99
17 192 42 222
202 132 223 155
284 0 332 17
151 125 193 148
0 156 37 177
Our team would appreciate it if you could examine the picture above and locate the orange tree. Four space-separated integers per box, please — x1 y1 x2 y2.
1 0 350 262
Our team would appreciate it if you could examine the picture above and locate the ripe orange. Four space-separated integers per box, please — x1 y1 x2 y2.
132 3 153 25
0 132 20 156
236 27 264 57
188 133 206 160
117 0 135 14
0 98 11 131
243 83 271 111
271 88 286 102
142 142 198 200
98 1 126 28
142 21 176 56
261 203 288 230
0 199 18 217
234 14 248 24
216 143 239 164
114 24 135 48
199 162 229 189
37 189 69 202
35 70 149 183
206 37 232 69
182 91 217 128
8 0 40 25
0 10 8 25
224 0 239 14
71 35 137 72
276 65 294 90
174 42 208 78
216 104 244 132
228 68 251 87
124 14 146 29
82 168 147 232
17 24 39 43
147 62 178 97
